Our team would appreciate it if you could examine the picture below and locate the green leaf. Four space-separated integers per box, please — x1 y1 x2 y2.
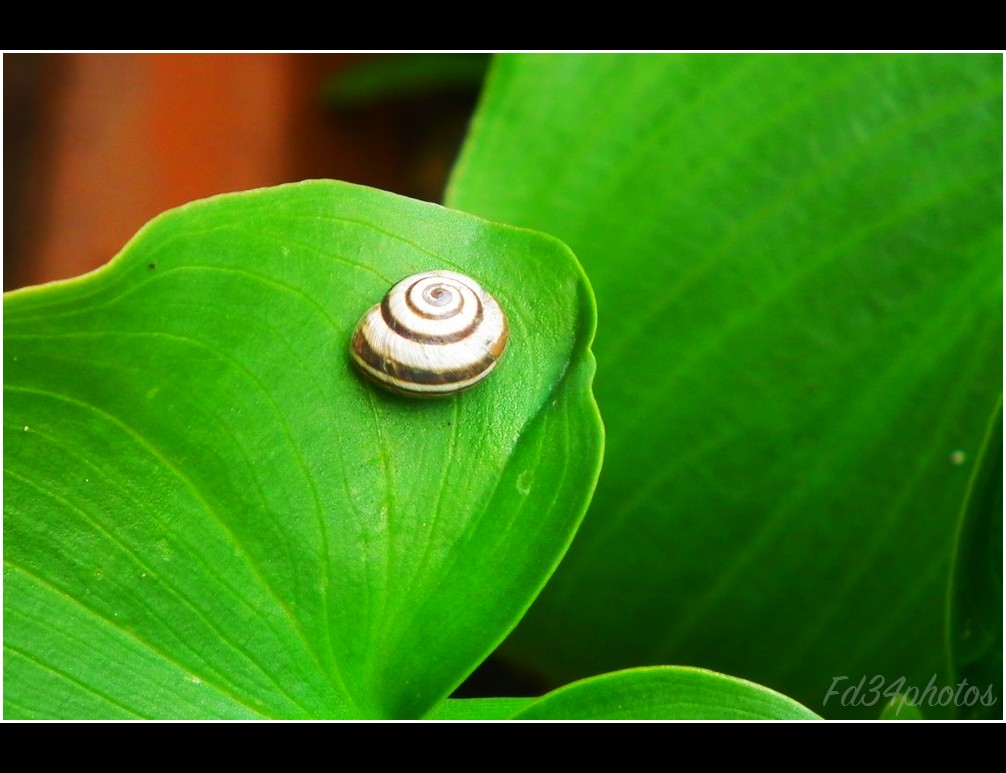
323 54 490 109
945 399 1003 719
3 180 602 719
511 667 820 720
448 54 1002 717
424 697 534 719
879 696 925 720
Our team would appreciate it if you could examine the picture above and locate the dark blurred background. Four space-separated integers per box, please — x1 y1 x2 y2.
4 52 488 291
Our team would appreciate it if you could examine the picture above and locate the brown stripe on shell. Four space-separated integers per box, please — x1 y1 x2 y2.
353 356 499 397
352 328 502 388
380 292 484 345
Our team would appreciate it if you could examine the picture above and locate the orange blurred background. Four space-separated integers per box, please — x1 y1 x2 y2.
4 53 479 290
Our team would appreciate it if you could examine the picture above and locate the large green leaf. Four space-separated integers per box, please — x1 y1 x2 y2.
3 180 602 718
448 54 1002 717
512 667 820 720
945 400 1002 719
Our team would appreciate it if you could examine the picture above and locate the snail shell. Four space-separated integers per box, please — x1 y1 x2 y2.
350 270 509 397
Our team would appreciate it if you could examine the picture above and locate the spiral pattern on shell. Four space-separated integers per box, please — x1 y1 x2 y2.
350 270 509 397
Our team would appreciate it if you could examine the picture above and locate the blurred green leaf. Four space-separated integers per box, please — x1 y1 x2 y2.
879 695 925 720
448 53 1002 717
945 399 1002 719
512 666 820 720
425 697 534 719
3 180 602 718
